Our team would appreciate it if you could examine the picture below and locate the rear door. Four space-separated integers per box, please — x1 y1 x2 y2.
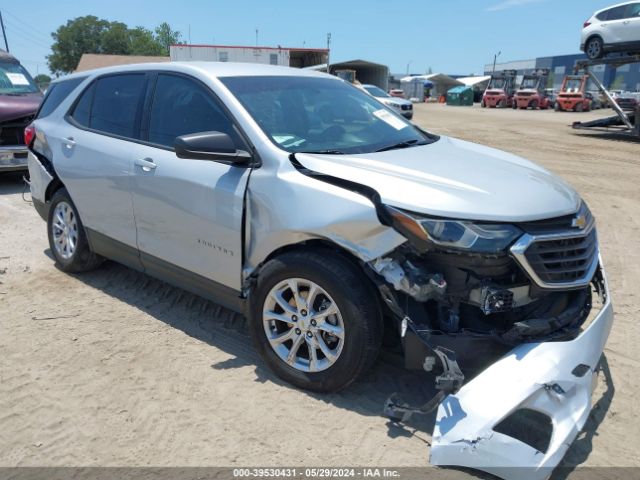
130 72 251 291
54 73 148 257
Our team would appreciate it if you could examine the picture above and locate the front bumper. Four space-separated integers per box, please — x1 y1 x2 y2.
430 259 613 480
0 146 28 171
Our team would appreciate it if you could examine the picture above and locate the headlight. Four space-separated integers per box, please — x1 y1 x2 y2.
385 206 523 254
388 102 400 108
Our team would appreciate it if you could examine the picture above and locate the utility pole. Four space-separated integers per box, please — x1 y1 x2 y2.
255 28 259 47
326 33 331 73
406 60 413 75
492 51 501 74
0 10 9 52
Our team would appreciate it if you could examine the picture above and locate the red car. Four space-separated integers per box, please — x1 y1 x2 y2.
0 50 43 172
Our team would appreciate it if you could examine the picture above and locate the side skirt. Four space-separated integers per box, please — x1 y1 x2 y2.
85 228 244 313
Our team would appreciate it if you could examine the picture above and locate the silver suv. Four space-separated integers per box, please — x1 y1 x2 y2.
27 62 613 477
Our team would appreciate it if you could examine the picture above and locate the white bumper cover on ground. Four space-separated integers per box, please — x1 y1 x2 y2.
430 261 613 480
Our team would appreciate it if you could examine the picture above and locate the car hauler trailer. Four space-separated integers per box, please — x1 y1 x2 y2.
571 54 640 138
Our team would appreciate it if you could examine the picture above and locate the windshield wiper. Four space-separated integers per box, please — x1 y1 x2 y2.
297 149 346 155
375 139 426 153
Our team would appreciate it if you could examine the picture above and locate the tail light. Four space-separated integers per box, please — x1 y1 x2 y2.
583 21 591 28
24 124 36 148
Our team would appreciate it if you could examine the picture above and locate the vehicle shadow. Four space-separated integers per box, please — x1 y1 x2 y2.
0 172 28 195
551 354 615 479
573 131 640 144
62 258 438 440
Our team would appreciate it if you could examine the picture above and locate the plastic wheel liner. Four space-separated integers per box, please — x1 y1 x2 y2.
430 260 614 480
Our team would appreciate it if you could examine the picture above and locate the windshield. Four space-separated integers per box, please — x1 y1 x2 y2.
564 79 584 93
364 85 390 98
221 76 433 154
520 77 537 89
488 77 506 90
0 61 39 95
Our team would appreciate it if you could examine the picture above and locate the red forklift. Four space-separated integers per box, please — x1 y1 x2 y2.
555 75 592 112
513 69 553 110
481 70 518 108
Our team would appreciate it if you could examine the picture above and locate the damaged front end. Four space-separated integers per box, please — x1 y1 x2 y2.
369 202 612 479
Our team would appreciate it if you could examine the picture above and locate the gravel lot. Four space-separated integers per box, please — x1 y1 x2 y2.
1 103 638 474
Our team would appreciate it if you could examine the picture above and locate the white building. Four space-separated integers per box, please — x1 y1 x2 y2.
170 44 328 69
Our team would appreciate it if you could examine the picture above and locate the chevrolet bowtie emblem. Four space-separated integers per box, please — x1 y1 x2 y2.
572 215 587 230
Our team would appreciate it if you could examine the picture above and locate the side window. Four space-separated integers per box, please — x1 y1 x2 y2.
90 74 146 138
37 77 85 118
607 5 627 20
147 74 240 148
627 3 640 17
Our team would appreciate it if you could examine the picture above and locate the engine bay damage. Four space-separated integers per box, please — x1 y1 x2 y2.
369 240 611 480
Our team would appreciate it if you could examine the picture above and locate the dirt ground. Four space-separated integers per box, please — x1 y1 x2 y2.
1 104 639 474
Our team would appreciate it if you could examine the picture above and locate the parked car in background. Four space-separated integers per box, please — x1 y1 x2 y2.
0 50 42 172
361 84 413 119
388 89 405 98
581 1 640 59
585 91 604 109
616 91 640 109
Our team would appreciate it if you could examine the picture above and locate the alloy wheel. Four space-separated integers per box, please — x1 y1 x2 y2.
52 201 78 260
262 278 345 373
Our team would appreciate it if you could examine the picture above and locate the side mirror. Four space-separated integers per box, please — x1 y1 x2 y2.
174 131 251 164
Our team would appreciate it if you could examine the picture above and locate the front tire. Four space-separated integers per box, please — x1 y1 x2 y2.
48 188 103 272
248 250 383 393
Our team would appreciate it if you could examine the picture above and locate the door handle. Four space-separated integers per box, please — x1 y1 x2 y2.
135 157 157 172
63 137 76 149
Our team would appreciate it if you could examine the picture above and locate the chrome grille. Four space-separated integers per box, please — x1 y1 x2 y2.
524 229 598 284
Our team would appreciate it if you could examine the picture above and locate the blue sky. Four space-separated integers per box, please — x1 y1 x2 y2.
1 0 619 77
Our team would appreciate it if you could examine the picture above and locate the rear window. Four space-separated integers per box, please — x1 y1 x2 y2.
37 77 86 119
70 74 146 139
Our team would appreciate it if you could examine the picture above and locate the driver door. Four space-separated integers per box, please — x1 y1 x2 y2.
130 72 252 294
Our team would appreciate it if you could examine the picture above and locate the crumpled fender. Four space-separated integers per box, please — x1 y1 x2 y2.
430 259 613 480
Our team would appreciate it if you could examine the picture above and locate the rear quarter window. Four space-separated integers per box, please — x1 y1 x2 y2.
36 77 86 119
69 73 147 140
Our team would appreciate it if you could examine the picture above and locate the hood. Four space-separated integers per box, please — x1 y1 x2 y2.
295 136 581 222
0 92 42 123
380 97 412 107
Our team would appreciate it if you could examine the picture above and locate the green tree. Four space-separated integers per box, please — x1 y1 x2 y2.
129 27 164 56
100 21 130 55
47 17 181 74
33 74 51 90
154 22 183 54
47 16 111 74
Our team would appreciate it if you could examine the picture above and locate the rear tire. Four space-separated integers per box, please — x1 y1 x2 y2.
530 100 539 110
585 37 604 60
47 188 103 273
554 102 562 112
248 250 383 393
575 103 584 113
